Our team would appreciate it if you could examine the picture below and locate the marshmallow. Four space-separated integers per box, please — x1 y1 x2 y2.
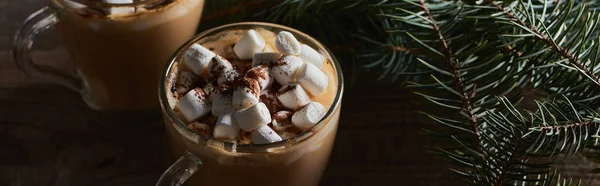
236 102 272 132
252 125 283 144
292 102 326 130
213 113 240 140
202 83 216 98
176 88 211 122
297 62 329 96
176 71 200 96
232 77 260 110
299 44 324 69
104 0 135 15
277 83 310 110
211 85 234 116
187 122 212 137
252 52 282 67
208 56 238 84
218 70 239 85
272 55 303 85
271 111 294 131
277 83 311 110
275 31 302 55
233 29 266 60
208 56 234 77
245 65 273 90
184 44 216 76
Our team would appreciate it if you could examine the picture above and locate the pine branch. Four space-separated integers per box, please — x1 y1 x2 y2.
525 97 600 156
486 0 600 87
485 0 600 104
415 0 483 152
375 1 533 184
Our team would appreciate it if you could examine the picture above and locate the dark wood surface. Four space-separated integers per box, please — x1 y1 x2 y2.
1 0 598 185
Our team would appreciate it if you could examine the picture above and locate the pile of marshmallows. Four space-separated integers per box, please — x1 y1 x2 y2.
175 29 329 144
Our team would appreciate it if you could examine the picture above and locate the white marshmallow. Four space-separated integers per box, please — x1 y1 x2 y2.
187 122 211 137
208 56 234 77
184 44 216 76
245 65 273 90
252 125 283 144
297 63 329 97
213 113 240 140
211 85 234 116
292 102 326 130
176 71 200 96
232 77 260 110
233 29 266 60
104 0 135 15
218 70 239 85
277 83 311 110
235 102 272 132
275 31 302 55
272 55 303 85
202 83 216 98
271 111 294 131
299 44 324 69
176 88 211 122
252 52 282 67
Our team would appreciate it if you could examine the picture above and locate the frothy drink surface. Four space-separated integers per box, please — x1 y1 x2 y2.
163 27 340 186
55 0 205 110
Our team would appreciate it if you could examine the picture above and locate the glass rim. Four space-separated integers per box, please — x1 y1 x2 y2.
158 22 344 152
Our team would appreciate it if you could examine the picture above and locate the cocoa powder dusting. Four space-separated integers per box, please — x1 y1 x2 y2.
235 77 260 97
215 84 233 95
272 111 293 127
210 56 230 75
193 87 206 98
245 66 268 81
260 93 283 114
187 122 212 137
273 60 287 67
230 59 253 73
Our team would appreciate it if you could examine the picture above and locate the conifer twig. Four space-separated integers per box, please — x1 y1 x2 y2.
418 0 482 152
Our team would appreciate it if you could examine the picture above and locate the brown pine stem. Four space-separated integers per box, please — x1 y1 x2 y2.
418 0 482 152
485 0 600 87
536 121 594 131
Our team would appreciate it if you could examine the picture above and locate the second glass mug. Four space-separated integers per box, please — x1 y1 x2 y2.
156 22 344 186
13 0 205 111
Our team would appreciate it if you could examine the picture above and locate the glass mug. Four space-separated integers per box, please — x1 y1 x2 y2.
156 22 344 186
13 0 205 111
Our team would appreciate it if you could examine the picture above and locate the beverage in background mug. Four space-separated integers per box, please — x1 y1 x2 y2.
13 0 205 111
156 22 344 186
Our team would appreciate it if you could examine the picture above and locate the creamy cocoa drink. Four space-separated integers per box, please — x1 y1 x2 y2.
159 23 343 186
53 0 205 110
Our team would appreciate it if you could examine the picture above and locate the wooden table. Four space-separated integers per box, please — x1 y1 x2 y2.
1 0 597 185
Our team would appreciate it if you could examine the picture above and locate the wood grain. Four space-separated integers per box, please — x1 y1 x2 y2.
0 0 597 185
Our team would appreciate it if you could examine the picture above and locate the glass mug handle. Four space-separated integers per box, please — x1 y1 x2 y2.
156 151 203 186
12 6 81 91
